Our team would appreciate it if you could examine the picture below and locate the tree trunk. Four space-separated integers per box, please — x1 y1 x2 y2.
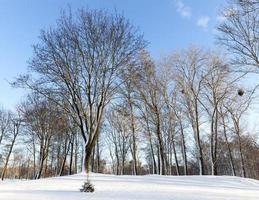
37 153 45 179
1 140 15 180
129 102 138 175
237 131 246 177
172 138 180 175
96 138 100 173
179 119 188 175
194 99 205 175
210 108 218 176
91 145 96 172
74 133 78 174
146 117 157 174
157 144 161 175
69 134 74 175
233 117 246 177
155 111 166 175
221 112 236 176
59 137 71 176
84 129 102 175
1 123 19 181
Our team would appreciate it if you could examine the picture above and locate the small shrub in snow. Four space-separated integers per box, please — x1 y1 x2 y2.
80 181 95 193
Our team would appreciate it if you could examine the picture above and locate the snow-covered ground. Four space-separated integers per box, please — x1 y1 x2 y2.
0 173 259 200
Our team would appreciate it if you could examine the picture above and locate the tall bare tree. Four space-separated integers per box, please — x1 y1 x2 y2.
14 8 146 174
135 52 167 175
119 64 139 175
172 47 207 175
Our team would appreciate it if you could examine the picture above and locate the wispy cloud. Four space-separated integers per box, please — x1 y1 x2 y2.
196 16 210 29
216 15 226 22
174 0 192 18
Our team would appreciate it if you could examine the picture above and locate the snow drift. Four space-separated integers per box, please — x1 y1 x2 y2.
0 173 259 200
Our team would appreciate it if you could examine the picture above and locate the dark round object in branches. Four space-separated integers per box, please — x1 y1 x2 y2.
238 89 244 96
80 181 95 192
181 89 185 94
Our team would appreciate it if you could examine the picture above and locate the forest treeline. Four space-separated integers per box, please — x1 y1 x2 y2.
0 0 258 180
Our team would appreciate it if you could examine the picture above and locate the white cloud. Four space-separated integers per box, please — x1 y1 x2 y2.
174 0 192 18
216 15 226 22
196 16 210 29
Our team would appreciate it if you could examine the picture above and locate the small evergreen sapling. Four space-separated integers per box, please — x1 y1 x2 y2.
80 180 95 193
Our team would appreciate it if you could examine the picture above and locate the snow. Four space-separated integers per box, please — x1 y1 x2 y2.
0 173 259 200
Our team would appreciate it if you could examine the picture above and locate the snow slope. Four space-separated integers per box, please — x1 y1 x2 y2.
0 173 259 200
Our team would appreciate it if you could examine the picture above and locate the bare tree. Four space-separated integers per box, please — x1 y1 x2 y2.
106 107 131 175
135 52 167 175
14 8 146 175
201 53 233 175
224 85 258 177
1 114 21 181
119 65 139 175
172 47 207 175
217 0 259 70
0 109 11 146
20 93 70 179
138 102 158 174
219 105 236 176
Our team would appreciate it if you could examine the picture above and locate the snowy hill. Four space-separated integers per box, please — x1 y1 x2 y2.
0 173 259 200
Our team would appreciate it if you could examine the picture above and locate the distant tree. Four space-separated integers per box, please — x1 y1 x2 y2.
106 107 131 175
20 94 66 179
0 108 11 146
223 85 258 177
1 113 21 181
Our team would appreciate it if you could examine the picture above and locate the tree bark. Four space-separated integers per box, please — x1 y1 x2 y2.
1 122 19 181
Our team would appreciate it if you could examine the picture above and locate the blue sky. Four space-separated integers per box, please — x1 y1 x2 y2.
0 0 226 109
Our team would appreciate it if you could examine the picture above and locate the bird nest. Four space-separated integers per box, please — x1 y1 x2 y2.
237 89 244 96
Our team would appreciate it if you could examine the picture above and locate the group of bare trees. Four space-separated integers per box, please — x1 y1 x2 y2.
0 0 259 181
0 95 83 180
102 47 259 178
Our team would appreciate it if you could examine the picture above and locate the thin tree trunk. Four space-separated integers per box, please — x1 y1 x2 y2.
221 112 236 176
1 140 16 180
146 117 157 174
74 133 78 174
59 137 71 176
172 138 180 175
69 134 74 175
155 110 166 175
96 138 100 173
32 136 36 179
157 144 161 175
1 123 19 181
179 118 188 175
194 99 205 175
129 102 138 175
233 117 246 177
37 153 45 179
